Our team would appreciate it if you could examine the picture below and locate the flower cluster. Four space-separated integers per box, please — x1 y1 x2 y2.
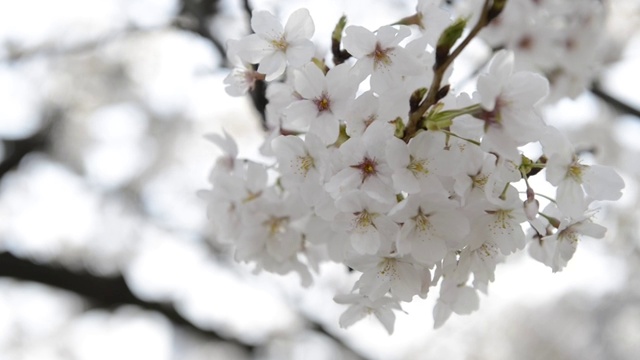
465 0 609 101
202 0 624 333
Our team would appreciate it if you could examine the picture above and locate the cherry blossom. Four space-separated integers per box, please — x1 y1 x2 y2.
284 63 356 144
202 1 625 334
343 25 422 92
237 9 315 81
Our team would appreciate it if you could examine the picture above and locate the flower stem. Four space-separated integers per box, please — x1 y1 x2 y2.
404 0 494 141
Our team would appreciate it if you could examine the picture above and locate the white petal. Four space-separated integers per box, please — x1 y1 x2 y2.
286 40 315 67
430 211 470 243
573 221 606 239
237 34 273 63
556 180 587 218
450 286 479 315
411 234 447 265
271 135 305 159
343 26 376 58
204 130 238 158
339 305 366 329
432 301 452 329
293 63 325 99
351 227 381 255
582 164 624 201
284 100 316 129
507 72 549 106
392 171 421 194
488 50 514 84
388 47 422 75
251 10 283 39
545 155 570 186
258 52 287 80
308 112 340 145
284 8 314 40
374 307 396 334
386 137 410 170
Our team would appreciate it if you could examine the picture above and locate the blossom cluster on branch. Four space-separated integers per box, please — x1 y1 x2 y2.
201 0 624 333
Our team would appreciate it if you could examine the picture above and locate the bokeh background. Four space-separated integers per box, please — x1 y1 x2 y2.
1 0 640 359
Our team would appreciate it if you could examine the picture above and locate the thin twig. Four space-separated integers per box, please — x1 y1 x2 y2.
404 0 493 141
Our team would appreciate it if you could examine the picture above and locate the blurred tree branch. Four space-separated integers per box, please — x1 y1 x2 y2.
0 110 58 180
0 251 256 350
591 82 640 119
177 0 268 124
175 0 226 62
0 251 368 359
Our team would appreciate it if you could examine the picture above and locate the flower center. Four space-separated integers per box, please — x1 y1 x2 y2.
243 190 262 203
558 228 579 244
270 36 288 51
567 160 586 182
351 156 378 183
264 216 289 237
479 97 506 130
487 209 514 230
370 43 393 69
378 258 397 277
408 156 428 175
472 174 488 189
363 114 377 128
314 93 331 112
354 210 376 230
413 208 432 232
296 155 315 176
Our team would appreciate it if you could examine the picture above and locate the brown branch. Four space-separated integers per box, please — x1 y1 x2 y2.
404 0 494 141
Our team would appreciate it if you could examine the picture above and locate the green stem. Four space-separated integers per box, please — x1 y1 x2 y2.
441 130 481 146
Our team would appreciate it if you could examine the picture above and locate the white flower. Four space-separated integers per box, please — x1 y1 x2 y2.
203 130 239 177
201 161 268 244
351 251 429 302
271 133 329 206
333 191 398 255
325 122 396 204
386 131 451 194
416 0 453 46
235 190 308 264
389 193 470 264
453 152 501 208
433 277 479 329
344 91 402 138
334 293 402 334
237 9 315 81
542 127 624 217
304 214 350 262
284 63 356 144
223 39 264 96
343 25 422 92
476 50 549 162
529 205 607 272
468 186 527 255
